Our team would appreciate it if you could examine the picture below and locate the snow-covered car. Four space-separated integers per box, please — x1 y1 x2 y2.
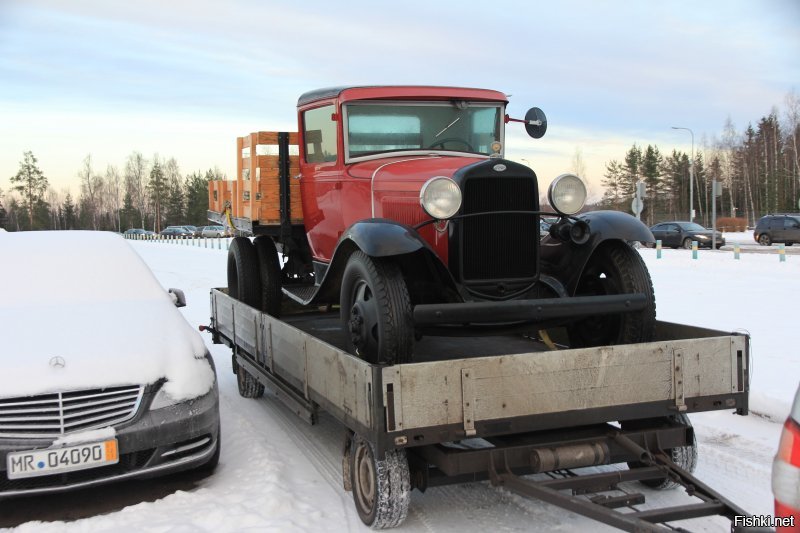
773 382 800 531
0 231 220 498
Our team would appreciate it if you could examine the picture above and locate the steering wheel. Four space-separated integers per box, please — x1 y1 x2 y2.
427 137 475 152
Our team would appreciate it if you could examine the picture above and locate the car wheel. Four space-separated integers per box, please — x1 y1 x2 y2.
786 242 793 247
350 433 410 528
758 234 772 246
227 237 261 308
253 236 282 317
567 242 656 348
340 251 413 365
682 237 693 249
625 413 697 490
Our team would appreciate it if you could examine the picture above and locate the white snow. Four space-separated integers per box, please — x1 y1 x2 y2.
51 427 116 447
2 237 797 532
0 231 213 401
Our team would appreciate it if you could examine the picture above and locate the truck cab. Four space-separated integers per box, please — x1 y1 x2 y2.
216 86 656 365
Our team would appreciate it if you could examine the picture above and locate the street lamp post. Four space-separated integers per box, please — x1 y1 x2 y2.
671 126 694 222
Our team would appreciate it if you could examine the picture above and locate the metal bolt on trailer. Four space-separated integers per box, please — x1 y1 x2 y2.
207 289 756 531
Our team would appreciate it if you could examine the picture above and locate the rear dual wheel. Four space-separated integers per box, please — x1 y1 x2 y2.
227 236 282 398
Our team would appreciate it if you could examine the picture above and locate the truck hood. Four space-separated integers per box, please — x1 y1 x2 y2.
348 155 486 189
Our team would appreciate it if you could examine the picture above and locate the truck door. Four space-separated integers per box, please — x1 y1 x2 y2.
299 104 343 262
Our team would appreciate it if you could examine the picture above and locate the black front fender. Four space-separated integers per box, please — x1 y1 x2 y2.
541 210 654 295
310 219 460 305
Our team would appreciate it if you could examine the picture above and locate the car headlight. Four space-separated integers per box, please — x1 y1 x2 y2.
150 383 181 410
696 234 709 240
420 176 462 219
548 174 587 215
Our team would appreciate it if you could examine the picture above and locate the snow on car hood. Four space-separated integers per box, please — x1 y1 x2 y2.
0 231 213 400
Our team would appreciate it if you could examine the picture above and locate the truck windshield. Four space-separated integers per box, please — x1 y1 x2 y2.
344 101 503 160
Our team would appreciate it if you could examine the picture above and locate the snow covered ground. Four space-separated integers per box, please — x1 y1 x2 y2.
5 238 797 532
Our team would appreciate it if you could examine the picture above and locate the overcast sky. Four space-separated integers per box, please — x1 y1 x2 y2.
1 0 798 198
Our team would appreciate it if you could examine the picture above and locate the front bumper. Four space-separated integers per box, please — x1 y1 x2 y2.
0 384 219 499
413 293 648 329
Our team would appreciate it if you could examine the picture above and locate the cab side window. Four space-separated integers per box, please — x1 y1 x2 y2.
303 105 338 163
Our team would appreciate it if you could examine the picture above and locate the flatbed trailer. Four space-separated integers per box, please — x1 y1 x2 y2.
208 288 759 531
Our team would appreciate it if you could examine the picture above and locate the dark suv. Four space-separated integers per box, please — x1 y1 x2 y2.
754 214 800 246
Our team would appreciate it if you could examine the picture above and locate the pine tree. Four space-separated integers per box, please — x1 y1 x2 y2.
0 187 7 229
120 191 137 230
10 151 49 230
185 170 213 225
147 157 167 232
62 194 77 230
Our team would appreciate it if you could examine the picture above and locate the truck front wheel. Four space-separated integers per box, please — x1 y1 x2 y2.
340 252 413 365
253 236 282 317
227 237 261 308
567 242 656 348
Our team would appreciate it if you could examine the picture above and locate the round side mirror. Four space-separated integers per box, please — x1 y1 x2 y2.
525 107 548 139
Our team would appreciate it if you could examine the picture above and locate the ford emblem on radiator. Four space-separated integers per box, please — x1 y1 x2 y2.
493 163 507 172
49 356 66 369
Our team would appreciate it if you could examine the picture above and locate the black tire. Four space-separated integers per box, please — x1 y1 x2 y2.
758 233 771 246
682 237 693 249
227 237 261 308
567 242 656 348
626 413 698 490
350 434 410 529
786 242 793 247
236 363 264 398
340 251 413 365
253 236 282 317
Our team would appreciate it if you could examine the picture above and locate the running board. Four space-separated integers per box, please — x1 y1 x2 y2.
486 432 757 532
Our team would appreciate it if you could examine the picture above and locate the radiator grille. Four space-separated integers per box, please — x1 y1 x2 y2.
0 385 144 438
461 177 537 281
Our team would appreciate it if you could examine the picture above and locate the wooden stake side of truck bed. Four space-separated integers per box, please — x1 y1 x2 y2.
209 288 748 457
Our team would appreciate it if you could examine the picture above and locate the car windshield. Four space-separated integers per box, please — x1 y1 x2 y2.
678 222 707 231
344 101 503 160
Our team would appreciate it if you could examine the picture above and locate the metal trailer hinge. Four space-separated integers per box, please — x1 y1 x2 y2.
673 349 686 411
461 368 477 436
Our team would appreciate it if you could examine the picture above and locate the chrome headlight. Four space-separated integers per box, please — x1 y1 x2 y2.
420 176 462 219
548 174 587 215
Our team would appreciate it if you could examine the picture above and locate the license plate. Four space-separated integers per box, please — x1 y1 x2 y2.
6 439 118 479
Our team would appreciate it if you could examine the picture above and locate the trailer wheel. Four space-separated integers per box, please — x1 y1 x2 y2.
567 242 656 348
626 413 698 490
350 434 410 529
253 236 282 317
227 237 261 308
340 252 413 365
236 364 264 398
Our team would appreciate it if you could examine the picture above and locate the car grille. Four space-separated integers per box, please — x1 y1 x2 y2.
0 385 144 438
460 176 538 281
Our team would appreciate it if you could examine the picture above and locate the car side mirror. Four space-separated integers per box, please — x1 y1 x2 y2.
169 288 187 308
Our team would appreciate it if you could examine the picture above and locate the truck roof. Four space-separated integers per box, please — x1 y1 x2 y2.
297 86 509 107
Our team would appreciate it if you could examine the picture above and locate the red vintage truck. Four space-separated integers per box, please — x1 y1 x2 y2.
207 86 754 529
210 85 655 365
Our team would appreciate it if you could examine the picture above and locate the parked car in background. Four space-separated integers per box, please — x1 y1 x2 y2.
0 231 220 498
193 226 208 237
181 225 198 235
160 226 193 238
754 214 800 246
201 225 230 238
649 221 725 249
123 228 156 238
772 382 800 531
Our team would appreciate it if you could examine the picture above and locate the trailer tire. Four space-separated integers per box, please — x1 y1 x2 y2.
567 241 656 348
236 364 264 398
227 237 261 308
627 413 697 490
350 434 410 529
340 252 413 365
254 236 282 317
